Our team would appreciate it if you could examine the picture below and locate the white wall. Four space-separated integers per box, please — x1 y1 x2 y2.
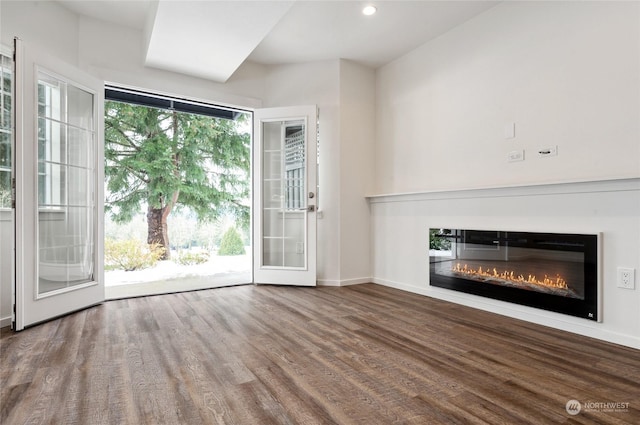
371 1 640 348
339 60 375 284
0 0 79 64
375 1 640 194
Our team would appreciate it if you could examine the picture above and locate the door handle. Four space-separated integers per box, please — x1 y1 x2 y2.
291 206 315 212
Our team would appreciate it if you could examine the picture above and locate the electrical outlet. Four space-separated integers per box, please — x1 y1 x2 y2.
537 146 558 157
617 267 635 289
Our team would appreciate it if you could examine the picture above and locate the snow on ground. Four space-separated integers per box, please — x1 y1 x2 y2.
106 254 251 286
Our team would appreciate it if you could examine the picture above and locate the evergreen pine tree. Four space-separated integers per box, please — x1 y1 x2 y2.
104 101 250 259
218 227 245 256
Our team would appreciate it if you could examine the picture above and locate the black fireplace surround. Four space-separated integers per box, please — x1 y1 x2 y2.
429 229 600 321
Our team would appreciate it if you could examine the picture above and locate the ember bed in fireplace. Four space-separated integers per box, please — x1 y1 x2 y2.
429 229 600 321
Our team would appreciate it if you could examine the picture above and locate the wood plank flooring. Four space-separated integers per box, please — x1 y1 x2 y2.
1 283 639 424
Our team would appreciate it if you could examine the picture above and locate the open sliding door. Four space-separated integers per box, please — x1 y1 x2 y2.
253 106 317 286
13 39 104 330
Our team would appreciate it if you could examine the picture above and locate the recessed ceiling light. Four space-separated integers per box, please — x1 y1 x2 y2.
362 5 377 16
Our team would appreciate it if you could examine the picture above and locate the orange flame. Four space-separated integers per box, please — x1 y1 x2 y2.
451 263 568 289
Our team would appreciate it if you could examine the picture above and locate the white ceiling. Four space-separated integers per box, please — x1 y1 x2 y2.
58 0 498 82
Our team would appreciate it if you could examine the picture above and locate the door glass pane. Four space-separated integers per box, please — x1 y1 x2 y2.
284 125 305 210
37 71 95 295
283 211 305 268
67 84 94 129
263 238 283 267
261 119 306 268
39 119 67 165
68 127 92 167
0 53 13 320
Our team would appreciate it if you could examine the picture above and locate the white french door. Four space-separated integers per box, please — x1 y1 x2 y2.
13 38 104 330
253 106 317 286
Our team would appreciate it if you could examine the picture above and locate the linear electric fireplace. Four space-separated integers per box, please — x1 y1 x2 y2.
429 229 600 321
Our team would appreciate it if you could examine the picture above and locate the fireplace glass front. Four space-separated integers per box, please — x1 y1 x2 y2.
429 229 599 321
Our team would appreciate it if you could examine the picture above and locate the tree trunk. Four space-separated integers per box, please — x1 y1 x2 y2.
147 205 170 260
145 112 180 261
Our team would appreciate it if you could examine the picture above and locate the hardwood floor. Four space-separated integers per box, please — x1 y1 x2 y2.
1 283 639 424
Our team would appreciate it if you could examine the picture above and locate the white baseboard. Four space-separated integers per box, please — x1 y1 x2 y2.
1 316 11 328
317 277 371 287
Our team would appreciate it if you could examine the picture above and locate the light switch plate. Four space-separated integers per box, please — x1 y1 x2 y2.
504 122 515 139
508 150 524 162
